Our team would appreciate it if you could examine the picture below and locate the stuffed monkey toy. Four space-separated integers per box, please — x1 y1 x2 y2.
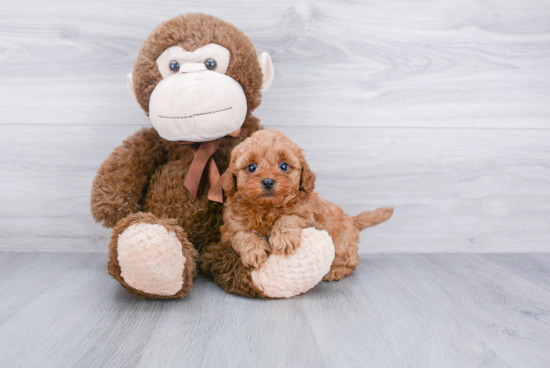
91 13 333 299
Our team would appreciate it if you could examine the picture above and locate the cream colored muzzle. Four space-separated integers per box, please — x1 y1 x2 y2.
148 63 247 142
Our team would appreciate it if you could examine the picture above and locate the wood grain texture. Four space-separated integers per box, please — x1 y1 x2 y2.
0 0 549 128
1 124 549 253
0 0 549 253
479 253 550 292
0 252 87 324
0 252 549 367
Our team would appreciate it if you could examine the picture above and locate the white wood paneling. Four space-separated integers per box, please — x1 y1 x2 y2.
1 125 549 252
0 0 549 252
0 0 549 128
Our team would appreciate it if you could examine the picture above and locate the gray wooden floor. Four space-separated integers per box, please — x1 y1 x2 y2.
0 252 549 368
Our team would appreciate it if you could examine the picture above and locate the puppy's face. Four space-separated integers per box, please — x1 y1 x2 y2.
222 130 315 206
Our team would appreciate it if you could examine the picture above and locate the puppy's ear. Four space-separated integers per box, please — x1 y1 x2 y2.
299 155 316 194
221 168 237 197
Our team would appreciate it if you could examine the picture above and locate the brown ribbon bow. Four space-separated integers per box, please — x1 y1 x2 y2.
180 128 241 203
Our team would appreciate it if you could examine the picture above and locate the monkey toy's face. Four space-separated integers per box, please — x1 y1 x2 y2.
149 44 246 142
126 14 274 143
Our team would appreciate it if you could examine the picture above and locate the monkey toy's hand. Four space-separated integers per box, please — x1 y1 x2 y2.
250 228 336 298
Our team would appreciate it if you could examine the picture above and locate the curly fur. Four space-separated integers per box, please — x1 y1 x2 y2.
203 129 394 287
91 13 265 298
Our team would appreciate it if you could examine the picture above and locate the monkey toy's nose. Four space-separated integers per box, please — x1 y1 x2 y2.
261 178 276 190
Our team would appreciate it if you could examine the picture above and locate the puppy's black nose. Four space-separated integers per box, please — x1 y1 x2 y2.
261 178 275 190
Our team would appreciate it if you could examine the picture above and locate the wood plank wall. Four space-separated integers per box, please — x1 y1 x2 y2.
1 0 549 252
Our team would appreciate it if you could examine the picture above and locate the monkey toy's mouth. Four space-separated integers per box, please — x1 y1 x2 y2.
157 106 233 120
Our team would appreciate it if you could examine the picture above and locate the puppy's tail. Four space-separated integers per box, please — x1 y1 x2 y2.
353 207 394 231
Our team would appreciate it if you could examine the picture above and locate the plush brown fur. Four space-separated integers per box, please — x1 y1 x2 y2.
201 129 393 291
91 13 265 298
200 242 267 298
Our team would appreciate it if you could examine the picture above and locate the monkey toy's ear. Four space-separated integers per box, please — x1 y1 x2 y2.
126 73 138 103
258 52 274 94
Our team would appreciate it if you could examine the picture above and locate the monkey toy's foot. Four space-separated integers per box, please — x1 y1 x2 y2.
107 213 198 299
251 228 335 298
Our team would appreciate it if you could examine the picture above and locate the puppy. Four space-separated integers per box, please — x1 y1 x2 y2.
220 129 393 281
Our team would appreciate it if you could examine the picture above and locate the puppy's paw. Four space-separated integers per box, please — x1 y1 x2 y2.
269 227 302 256
323 267 352 282
240 246 268 269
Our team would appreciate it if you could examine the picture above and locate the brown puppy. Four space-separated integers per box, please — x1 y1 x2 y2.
220 129 393 281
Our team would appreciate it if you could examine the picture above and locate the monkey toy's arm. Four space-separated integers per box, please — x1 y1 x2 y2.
91 127 169 228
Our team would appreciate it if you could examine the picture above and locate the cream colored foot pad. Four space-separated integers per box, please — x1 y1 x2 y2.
117 223 186 296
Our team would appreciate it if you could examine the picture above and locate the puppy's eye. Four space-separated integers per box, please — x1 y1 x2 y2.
279 162 289 172
169 60 180 73
204 58 217 70
247 163 257 173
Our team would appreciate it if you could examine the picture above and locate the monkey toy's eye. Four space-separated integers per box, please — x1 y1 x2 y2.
279 162 289 172
204 58 217 70
247 163 257 173
169 60 180 73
